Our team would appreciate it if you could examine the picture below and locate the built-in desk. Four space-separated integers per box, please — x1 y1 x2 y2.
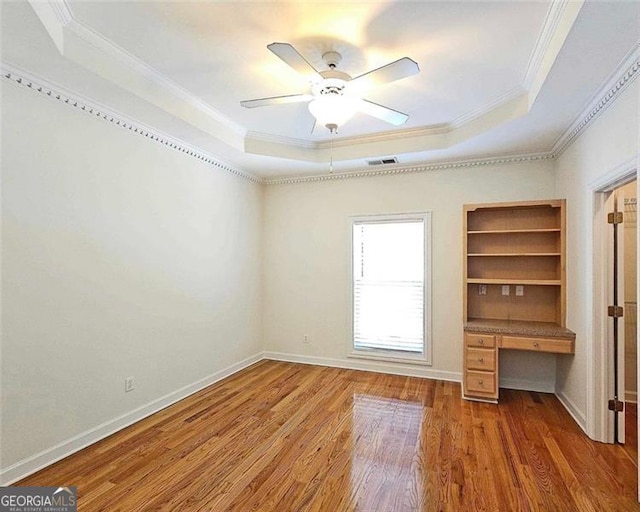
462 319 575 402
462 200 575 403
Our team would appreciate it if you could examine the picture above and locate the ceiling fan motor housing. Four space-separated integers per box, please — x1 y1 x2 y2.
322 51 342 69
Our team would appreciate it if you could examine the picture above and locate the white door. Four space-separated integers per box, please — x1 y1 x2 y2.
605 190 626 444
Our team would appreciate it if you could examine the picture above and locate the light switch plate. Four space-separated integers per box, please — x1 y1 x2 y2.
501 285 510 296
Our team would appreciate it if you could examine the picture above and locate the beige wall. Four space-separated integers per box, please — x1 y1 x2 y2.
1 82 263 476
555 79 639 435
263 162 558 385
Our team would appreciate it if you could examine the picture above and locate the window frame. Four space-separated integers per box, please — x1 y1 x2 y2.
348 212 432 365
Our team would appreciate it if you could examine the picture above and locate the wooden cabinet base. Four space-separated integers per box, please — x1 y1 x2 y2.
462 324 575 403
500 335 574 353
464 369 497 398
463 332 498 401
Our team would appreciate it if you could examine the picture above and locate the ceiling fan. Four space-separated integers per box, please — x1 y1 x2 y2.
241 42 420 133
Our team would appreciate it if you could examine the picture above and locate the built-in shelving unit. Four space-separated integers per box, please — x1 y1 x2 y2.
462 199 575 402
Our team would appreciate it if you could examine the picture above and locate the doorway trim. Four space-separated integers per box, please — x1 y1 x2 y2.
589 156 637 443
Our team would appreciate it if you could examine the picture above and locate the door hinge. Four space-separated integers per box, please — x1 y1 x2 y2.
608 212 623 224
608 399 624 412
608 305 624 317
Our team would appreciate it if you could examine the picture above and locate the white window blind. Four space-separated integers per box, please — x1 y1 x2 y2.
352 217 425 354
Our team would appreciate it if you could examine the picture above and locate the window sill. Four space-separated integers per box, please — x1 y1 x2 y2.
348 350 431 366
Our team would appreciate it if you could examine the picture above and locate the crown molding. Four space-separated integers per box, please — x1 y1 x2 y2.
450 87 525 129
65 21 244 138
247 123 451 153
322 124 452 150
522 0 584 108
4 60 550 187
27 0 246 149
245 131 318 150
275 38 638 170
523 1 572 90
246 87 524 154
220 2 575 159
26 0 71 52
26 0 581 166
263 153 554 186
1 62 263 185
8 4 637 186
48 0 72 25
551 42 640 157
291 85 522 149
247 93 530 163
5 34 637 188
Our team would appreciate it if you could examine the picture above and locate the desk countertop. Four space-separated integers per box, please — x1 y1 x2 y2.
464 318 576 339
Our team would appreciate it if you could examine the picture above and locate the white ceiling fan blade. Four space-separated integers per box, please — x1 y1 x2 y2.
240 94 313 109
358 99 409 126
349 57 419 92
267 42 322 82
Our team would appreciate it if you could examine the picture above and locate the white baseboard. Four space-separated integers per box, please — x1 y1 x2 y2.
499 377 555 394
0 352 264 486
264 351 462 382
555 390 588 432
0 352 592 485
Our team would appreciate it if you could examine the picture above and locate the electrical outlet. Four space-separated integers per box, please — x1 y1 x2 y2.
125 377 134 393
515 285 524 296
303 334 310 344
501 285 510 296
478 284 487 296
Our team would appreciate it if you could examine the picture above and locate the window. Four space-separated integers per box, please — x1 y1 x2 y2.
351 213 431 363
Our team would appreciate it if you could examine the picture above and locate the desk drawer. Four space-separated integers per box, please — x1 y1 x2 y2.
465 370 497 396
465 333 496 348
500 335 574 354
466 347 496 371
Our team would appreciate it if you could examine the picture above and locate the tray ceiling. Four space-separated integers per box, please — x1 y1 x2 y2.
2 1 639 178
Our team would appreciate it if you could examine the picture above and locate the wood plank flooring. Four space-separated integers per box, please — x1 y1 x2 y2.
18 360 640 511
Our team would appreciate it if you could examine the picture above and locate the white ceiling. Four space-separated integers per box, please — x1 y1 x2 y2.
2 1 639 179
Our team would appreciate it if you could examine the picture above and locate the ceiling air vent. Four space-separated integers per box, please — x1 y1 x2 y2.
367 157 398 166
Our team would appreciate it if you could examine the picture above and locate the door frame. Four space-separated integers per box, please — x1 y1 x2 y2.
590 158 637 444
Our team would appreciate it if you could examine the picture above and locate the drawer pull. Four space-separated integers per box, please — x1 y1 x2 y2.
533 342 539 348
479 357 484 363
478 338 484 345
478 380 484 387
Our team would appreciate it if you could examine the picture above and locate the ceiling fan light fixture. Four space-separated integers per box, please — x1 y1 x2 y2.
242 43 419 133
308 95 357 131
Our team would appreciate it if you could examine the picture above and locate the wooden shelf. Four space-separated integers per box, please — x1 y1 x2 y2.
468 229 561 234
463 199 571 403
468 253 561 257
467 278 561 286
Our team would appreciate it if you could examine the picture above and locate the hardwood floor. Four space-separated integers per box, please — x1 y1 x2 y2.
19 360 640 511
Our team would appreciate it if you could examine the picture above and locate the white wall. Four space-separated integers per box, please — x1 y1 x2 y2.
1 81 263 480
263 162 558 385
555 80 639 437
